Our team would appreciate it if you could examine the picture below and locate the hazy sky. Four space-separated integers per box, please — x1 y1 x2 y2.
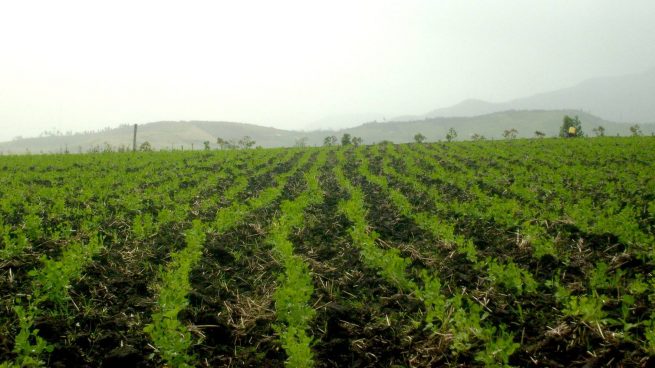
1 1 654 142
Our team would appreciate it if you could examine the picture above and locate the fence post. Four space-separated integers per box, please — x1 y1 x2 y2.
133 124 138 152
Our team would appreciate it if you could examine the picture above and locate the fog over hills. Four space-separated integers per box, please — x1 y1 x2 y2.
3 1 655 150
344 110 653 143
0 122 309 154
399 67 655 123
2 67 655 154
1 109 653 154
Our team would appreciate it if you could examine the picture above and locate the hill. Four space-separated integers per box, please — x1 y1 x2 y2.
418 68 655 123
0 121 310 154
339 110 653 142
1 110 653 154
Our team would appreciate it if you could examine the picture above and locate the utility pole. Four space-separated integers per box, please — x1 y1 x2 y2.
133 124 137 152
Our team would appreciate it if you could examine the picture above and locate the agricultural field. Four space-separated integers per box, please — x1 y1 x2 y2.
0 137 654 367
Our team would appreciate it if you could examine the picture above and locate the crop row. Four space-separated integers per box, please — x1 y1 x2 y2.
0 138 653 367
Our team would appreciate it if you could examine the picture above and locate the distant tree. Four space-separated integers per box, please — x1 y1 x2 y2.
471 133 486 141
414 133 426 144
341 133 352 146
216 137 239 149
323 135 338 146
629 124 643 136
238 136 256 149
502 128 518 139
592 126 606 137
560 115 584 137
445 127 457 142
203 141 211 150
139 141 152 151
103 142 114 153
352 136 363 147
294 137 309 147
216 137 228 149
534 131 546 138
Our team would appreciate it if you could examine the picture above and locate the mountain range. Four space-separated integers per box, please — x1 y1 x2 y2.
395 67 655 123
1 68 654 153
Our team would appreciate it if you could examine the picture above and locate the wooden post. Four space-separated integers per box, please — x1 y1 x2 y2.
133 124 138 152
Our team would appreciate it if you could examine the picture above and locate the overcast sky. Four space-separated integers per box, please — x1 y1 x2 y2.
1 0 654 142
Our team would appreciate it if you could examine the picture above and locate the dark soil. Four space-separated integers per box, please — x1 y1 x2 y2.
293 152 441 367
2 142 653 367
181 153 316 367
0 151 305 367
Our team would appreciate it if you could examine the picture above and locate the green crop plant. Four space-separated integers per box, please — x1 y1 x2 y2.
274 258 316 327
275 325 314 368
644 315 655 355
207 163 258 231
132 213 155 239
2 233 103 367
485 259 537 295
273 257 316 368
214 202 248 232
337 148 515 362
144 220 206 368
335 181 415 291
212 150 313 233
135 149 289 366
563 295 607 326
627 275 649 295
448 295 485 354
146 148 321 367
546 278 571 303
1 303 53 368
0 227 29 259
522 223 555 258
417 270 447 328
29 235 104 312
588 262 624 295
156 208 176 225
1 135 654 366
396 143 562 262
23 212 43 241
457 238 479 263
49 222 72 242
474 325 520 368
267 151 327 367
380 146 554 270
351 160 422 276
594 205 653 247
566 200 653 258
549 278 608 326
614 295 639 334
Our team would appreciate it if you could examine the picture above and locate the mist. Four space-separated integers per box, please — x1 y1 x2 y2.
1 0 654 142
